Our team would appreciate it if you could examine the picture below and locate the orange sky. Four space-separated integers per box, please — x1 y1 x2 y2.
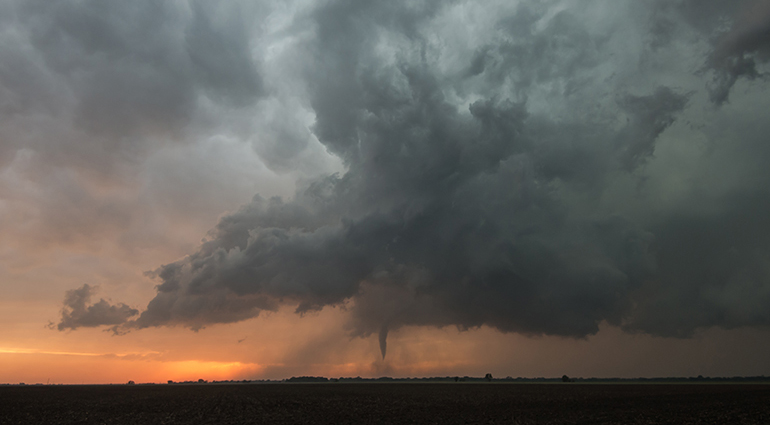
4 301 770 384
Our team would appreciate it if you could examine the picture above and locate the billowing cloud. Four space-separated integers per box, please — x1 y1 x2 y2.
0 0 306 260
35 1 770 358
57 284 138 331
706 0 770 104
11 0 262 140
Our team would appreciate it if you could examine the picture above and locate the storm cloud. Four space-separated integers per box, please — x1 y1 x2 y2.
38 1 770 355
0 0 265 175
57 284 138 331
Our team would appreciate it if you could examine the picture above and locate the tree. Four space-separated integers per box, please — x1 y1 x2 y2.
485 373 493 382
562 375 570 382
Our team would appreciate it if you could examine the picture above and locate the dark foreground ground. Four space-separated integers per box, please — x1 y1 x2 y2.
1 383 769 424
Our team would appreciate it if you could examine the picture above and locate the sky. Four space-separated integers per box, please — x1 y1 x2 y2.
2 0 770 384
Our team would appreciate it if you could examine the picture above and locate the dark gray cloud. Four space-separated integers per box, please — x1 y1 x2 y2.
0 0 265 171
698 1 770 104
1 0 291 261
57 284 138 331
42 1 770 356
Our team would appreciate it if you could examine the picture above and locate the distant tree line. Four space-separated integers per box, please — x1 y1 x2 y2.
14 375 764 386
286 376 329 383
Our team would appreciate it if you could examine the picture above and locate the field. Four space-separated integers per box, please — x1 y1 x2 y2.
1 383 769 424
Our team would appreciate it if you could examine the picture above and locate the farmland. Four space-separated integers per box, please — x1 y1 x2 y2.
1 383 768 424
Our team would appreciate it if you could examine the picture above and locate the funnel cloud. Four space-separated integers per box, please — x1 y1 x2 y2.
379 326 388 360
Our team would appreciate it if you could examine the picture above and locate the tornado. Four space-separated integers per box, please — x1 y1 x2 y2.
379 326 388 359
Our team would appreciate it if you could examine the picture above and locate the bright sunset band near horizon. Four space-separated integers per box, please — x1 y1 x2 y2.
2 1 770 385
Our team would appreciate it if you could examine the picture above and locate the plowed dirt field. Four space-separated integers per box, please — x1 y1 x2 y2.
1 383 768 424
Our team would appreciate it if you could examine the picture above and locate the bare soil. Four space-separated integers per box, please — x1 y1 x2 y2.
1 383 768 424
